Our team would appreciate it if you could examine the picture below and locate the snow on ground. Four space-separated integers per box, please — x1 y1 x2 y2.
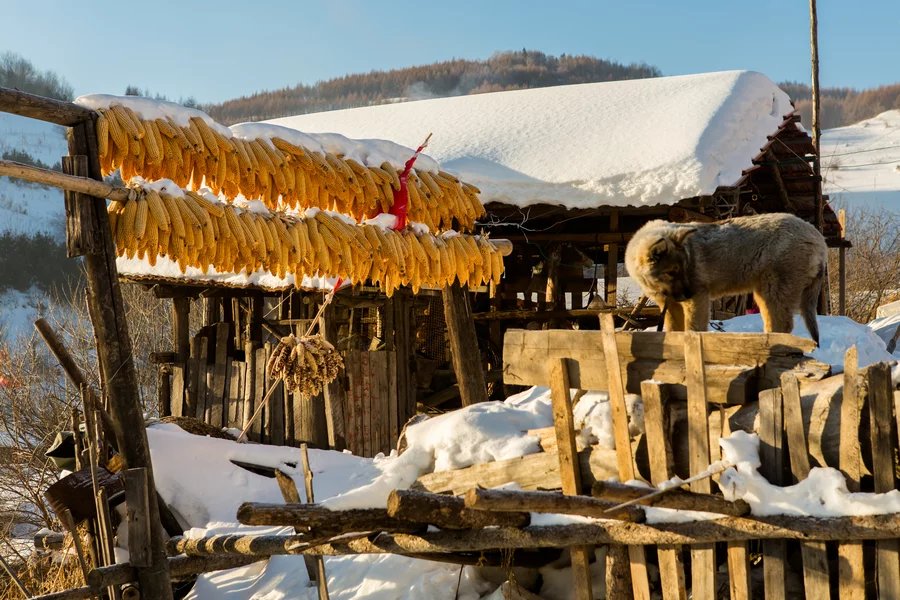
869 311 900 360
272 71 793 210
0 113 68 238
821 109 900 214
153 314 897 599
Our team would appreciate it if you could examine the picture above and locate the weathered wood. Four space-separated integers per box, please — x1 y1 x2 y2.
605 544 631 600
320 303 347 450
171 512 900 557
463 488 643 522
172 297 191 362
69 118 173 598
209 323 230 429
85 554 265 590
838 347 865 600
503 329 825 405
299 445 329 600
122 468 152 568
759 387 787 600
0 86 94 125
389 489 531 529
443 282 487 406
61 155 102 257
591 481 749 516
227 361 242 428
413 445 619 496
599 314 650 600
781 373 830 599
869 363 900 600
34 530 67 551
95 487 122 600
683 332 715 600
58 509 91 584
472 306 661 321
236 502 424 533
640 381 686 600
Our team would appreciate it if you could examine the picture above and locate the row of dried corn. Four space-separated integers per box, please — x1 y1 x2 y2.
96 104 482 232
109 186 504 295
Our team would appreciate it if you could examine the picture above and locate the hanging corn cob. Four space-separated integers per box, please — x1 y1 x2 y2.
265 335 344 396
93 103 483 232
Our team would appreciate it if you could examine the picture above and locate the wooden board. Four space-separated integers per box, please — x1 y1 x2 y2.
252 347 267 442
758 388 786 600
196 337 209 421
838 347 865 600
503 329 825 404
227 361 243 429
869 363 900 599
683 333 715 600
170 365 185 418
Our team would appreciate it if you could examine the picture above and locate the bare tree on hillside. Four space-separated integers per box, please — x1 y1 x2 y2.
829 206 900 322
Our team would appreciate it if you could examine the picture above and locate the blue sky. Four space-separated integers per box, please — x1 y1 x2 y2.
2 0 898 104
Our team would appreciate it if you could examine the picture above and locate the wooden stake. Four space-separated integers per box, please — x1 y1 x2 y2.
442 282 488 406
868 363 900 599
301 444 330 600
639 381 686 600
599 313 651 600
838 347 865 600
549 358 593 600
781 373 830 598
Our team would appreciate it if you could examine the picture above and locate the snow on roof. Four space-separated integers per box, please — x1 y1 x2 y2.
271 71 795 210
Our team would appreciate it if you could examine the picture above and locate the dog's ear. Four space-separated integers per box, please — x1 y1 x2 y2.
648 238 668 263
672 227 697 245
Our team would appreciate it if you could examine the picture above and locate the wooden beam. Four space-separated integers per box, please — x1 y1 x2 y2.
0 86 95 126
442 283 487 406
767 149 798 211
69 118 173 598
1 158 132 201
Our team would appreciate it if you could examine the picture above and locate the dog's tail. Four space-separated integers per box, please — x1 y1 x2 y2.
801 262 826 346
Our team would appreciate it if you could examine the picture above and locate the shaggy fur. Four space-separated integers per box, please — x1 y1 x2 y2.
624 213 827 343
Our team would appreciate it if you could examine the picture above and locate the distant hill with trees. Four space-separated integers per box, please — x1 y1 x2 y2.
204 50 662 124
779 81 900 129
0 52 73 101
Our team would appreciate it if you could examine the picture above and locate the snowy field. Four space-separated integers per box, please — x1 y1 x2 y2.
145 314 899 600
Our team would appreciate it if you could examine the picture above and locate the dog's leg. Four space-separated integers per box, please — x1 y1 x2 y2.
800 266 825 345
664 300 685 331
759 294 793 334
683 295 711 331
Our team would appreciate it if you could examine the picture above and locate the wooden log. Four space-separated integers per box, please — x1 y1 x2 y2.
590 481 749 516
0 86 95 125
34 531 67 551
70 119 173 598
170 512 900 557
2 157 133 202
388 489 531 529
85 554 265 589
413 445 619 496
463 488 643 523
236 503 425 533
781 373 830 599
869 363 900 599
442 282 487 406
838 347 865 600
471 307 661 321
640 381 687 600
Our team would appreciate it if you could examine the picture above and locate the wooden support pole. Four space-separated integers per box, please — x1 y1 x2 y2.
69 118 173 598
2 158 131 201
442 282 487 406
606 212 619 306
172 297 191 363
389 489 532 529
301 444 330 600
236 503 423 533
319 304 347 450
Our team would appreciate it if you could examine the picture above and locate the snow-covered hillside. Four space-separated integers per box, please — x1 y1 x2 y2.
0 112 68 238
821 109 900 213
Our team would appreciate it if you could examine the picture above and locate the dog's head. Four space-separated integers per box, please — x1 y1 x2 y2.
630 226 697 302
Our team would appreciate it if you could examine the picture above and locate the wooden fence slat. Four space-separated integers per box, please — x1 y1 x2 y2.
549 358 593 600
227 361 242 429
170 365 185 418
640 381 686 600
683 332 715 600
759 387 786 600
782 372 831 599
196 337 209 421
345 351 359 455
253 347 267 442
838 347 865 600
599 314 650 600
209 323 229 429
242 343 256 434
869 363 900 600
269 347 285 447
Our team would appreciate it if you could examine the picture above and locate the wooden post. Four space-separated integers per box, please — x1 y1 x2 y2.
838 209 847 315
301 444 330 600
68 120 173 598
549 358 593 600
320 303 347 450
682 332 715 600
123 468 152 568
868 363 900 599
442 282 487 406
172 297 191 362
758 387 786 600
781 373 830 598
838 347 865 600
605 212 619 307
599 313 650 600
640 381 686 600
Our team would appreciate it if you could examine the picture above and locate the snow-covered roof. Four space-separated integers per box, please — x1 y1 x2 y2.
271 70 795 210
